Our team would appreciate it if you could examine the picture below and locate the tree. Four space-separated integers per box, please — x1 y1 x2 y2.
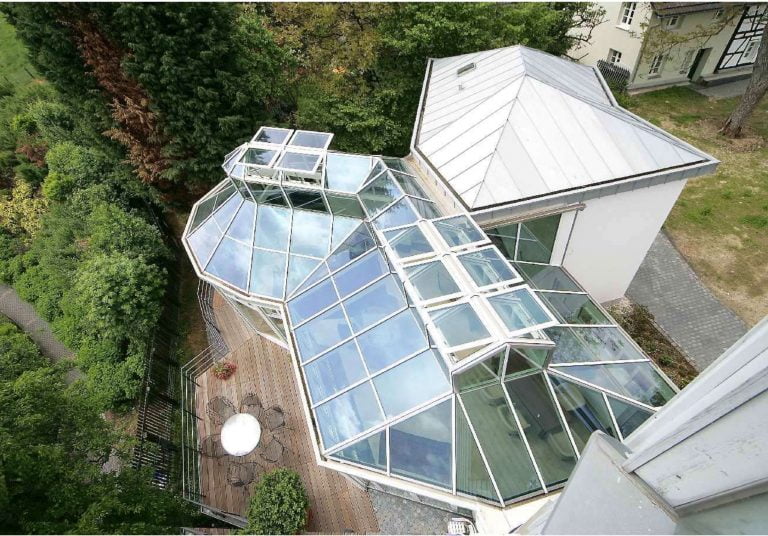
244 469 309 535
0 318 47 381
721 23 768 137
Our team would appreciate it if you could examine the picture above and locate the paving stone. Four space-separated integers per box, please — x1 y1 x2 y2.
367 489 455 535
626 232 748 372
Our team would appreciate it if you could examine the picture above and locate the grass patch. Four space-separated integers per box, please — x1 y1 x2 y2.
0 14 36 89
609 302 698 388
626 87 768 326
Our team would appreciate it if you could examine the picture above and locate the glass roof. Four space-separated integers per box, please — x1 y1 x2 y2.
184 127 679 509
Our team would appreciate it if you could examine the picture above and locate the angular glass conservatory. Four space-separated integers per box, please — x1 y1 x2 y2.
183 126 677 509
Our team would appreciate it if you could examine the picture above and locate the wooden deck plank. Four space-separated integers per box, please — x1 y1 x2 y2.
197 293 379 533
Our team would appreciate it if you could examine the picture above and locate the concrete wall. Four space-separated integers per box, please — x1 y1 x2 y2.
561 179 687 303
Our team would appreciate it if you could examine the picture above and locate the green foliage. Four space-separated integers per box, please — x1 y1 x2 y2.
0 317 47 381
244 469 309 535
42 141 110 201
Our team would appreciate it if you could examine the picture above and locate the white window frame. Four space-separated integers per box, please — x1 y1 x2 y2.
665 15 682 29
679 49 695 75
608 48 623 64
743 38 761 64
648 53 665 76
712 8 724 20
619 2 637 28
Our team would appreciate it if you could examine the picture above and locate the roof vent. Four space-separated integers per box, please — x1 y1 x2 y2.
456 62 476 76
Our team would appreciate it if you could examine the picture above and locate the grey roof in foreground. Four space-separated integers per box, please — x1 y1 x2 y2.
414 46 717 210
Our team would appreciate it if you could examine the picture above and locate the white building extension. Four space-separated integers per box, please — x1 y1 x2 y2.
410 45 718 303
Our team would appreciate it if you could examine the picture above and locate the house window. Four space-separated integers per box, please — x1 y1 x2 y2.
608 49 623 64
620 2 637 27
713 8 724 20
649 54 665 76
743 39 761 63
679 49 695 74
665 15 682 29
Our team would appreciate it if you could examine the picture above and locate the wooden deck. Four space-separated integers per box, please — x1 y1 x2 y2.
196 292 379 534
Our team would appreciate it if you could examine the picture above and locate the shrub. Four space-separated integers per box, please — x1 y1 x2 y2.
43 141 110 201
0 317 47 381
244 469 309 535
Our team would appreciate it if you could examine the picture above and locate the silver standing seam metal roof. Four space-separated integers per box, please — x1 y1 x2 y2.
183 125 680 509
414 45 717 210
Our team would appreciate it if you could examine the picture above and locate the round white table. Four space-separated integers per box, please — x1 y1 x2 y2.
221 413 262 456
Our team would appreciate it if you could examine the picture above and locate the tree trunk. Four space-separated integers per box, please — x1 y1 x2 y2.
721 23 768 138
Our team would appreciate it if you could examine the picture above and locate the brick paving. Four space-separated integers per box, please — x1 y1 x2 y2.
626 232 748 372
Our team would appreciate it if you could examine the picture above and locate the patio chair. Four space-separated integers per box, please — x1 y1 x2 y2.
263 406 287 433
207 396 236 426
260 437 286 464
200 434 227 458
239 392 262 419
227 461 263 487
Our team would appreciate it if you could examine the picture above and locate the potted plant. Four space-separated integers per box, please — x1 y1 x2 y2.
243 469 309 535
212 361 236 380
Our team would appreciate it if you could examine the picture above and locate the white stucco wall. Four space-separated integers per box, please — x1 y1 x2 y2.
561 179 687 303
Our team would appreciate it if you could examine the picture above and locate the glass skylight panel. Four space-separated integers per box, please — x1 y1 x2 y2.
359 172 402 216
607 396 654 438
539 293 609 325
289 130 332 149
250 248 287 298
212 193 241 231
407 197 441 220
294 304 351 361
405 261 460 302
459 248 520 287
304 340 367 403
544 327 598 364
331 216 363 250
290 210 331 258
504 374 576 486
226 201 255 243
330 430 387 471
360 159 386 189
327 193 366 219
292 262 330 296
342 276 406 332
241 147 278 166
205 236 251 290
288 278 338 325
456 402 498 502
434 215 485 248
287 255 321 295
373 198 418 230
285 188 327 212
571 327 645 361
187 216 223 267
430 303 491 349
254 126 292 145
327 224 376 272
390 170 428 198
332 250 389 298
356 309 429 373
488 288 555 334
277 151 322 172
460 384 542 500
559 362 675 407
326 153 371 192
548 374 618 449
384 226 434 259
382 157 412 174
247 182 288 207
189 194 218 233
314 382 384 448
373 350 450 418
230 175 252 201
254 205 291 251
390 400 453 489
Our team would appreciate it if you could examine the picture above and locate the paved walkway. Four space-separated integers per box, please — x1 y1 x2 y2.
368 489 455 535
0 283 81 382
692 78 749 99
626 232 748 372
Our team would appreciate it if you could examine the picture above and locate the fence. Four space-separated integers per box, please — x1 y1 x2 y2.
597 59 631 92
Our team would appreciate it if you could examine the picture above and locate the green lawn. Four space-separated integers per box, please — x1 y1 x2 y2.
626 87 768 326
0 13 35 89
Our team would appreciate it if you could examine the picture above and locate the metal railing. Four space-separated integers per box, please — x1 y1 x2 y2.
597 59 631 92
